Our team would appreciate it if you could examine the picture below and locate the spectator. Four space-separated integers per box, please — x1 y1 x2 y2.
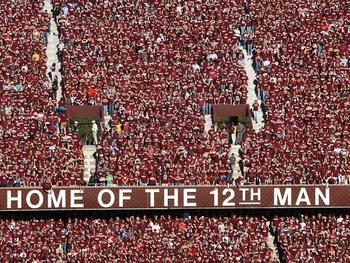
229 153 236 176
252 100 259 124
91 121 98 145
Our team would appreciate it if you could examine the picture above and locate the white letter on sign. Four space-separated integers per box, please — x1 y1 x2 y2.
239 188 249 201
315 188 330 206
296 188 311 206
7 191 22 209
48 190 66 208
119 189 132 207
164 189 178 207
210 189 219 206
97 189 115 208
250 188 261 201
183 189 197 207
145 189 160 207
70 190 84 208
26 190 44 209
274 188 291 206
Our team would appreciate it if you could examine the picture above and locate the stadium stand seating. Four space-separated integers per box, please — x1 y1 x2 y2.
53 0 250 186
274 214 350 262
0 215 273 262
0 0 348 188
3 214 350 262
0 0 84 186
241 0 350 184
0 218 67 261
0 0 350 262
66 215 272 262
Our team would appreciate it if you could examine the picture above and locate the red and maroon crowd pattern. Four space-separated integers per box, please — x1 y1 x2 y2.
0 0 349 188
2 214 350 262
0 0 349 262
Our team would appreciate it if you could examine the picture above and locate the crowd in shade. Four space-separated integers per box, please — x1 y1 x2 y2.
2 213 350 262
0 218 67 262
66 215 273 262
0 0 84 187
273 214 350 262
0 215 272 262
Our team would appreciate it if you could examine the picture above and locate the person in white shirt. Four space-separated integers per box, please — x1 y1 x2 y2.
192 63 200 72
57 42 65 61
149 221 161 233
62 6 69 16
92 120 98 145
207 53 218 61
218 223 225 233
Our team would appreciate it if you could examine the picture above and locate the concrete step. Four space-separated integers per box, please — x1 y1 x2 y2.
83 153 95 157
204 114 213 133
84 162 95 166
82 145 97 181
237 43 266 178
239 45 265 132
83 158 96 162
83 145 97 150
231 144 241 150
83 155 95 159
44 0 63 101
267 222 280 261
83 153 96 156
83 156 95 160
83 155 96 159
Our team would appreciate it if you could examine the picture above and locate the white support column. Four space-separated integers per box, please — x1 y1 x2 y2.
83 145 97 183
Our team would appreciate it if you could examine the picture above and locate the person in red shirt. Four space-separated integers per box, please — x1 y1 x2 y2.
252 100 259 124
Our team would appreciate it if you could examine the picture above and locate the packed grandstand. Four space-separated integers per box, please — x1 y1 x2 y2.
0 0 349 261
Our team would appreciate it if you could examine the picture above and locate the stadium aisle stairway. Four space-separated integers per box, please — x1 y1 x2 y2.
44 0 62 101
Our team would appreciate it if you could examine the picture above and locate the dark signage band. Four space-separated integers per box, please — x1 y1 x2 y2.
0 185 347 211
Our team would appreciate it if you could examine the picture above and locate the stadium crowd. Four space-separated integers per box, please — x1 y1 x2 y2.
274 214 350 262
0 218 67 262
1 1 350 262
0 215 273 262
0 0 349 187
2 214 350 262
241 0 350 185
52 0 250 186
0 0 84 187
53 0 350 186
